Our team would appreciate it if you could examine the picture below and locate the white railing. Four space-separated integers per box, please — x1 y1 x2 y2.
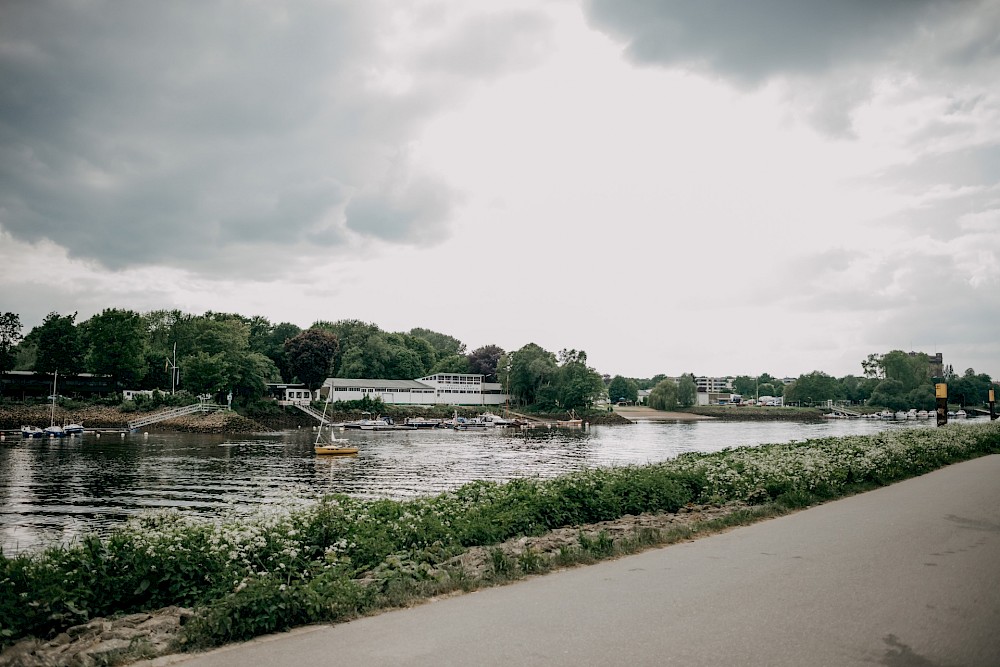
294 403 334 425
127 403 223 430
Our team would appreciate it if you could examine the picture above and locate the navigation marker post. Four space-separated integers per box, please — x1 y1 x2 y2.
990 388 996 421
935 383 948 427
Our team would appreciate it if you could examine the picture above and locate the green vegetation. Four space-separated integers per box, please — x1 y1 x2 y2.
3 422 997 650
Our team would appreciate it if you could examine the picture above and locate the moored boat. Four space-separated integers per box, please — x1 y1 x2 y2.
44 425 66 438
404 417 444 429
314 443 359 456
478 412 515 427
21 425 44 438
955 409 967 419
64 423 85 435
313 394 359 456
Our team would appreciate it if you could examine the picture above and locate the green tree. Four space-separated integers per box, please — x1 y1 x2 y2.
861 353 884 379
285 329 340 389
839 375 874 404
881 350 930 393
430 354 471 374
468 344 504 382
409 327 465 359
607 375 639 404
83 309 148 388
192 317 250 356
229 351 282 401
0 312 23 378
181 352 228 396
314 320 382 375
33 312 85 374
868 378 907 411
554 349 605 410
500 343 558 406
676 376 697 407
648 379 678 411
731 375 757 398
784 371 842 405
397 333 436 376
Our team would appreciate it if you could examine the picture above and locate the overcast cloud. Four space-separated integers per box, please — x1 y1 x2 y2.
1 0 998 379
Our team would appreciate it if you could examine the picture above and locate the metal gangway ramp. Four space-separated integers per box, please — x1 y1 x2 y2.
127 402 224 431
294 402 335 425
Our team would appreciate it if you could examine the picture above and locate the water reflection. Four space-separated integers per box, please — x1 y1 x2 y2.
0 418 938 553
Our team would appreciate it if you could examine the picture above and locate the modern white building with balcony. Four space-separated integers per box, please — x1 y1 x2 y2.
320 373 507 405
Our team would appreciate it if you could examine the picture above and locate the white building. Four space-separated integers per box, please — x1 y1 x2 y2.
696 377 733 393
321 373 508 406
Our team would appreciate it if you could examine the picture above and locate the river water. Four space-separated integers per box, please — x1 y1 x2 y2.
0 418 942 553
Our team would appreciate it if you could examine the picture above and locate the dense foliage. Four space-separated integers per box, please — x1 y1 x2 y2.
7 311 519 405
2 422 997 648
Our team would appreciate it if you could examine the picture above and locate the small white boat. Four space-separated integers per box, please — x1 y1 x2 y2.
917 410 929 419
404 417 444 429
64 423 84 435
955 409 967 419
44 425 66 438
478 412 515 427
894 411 908 420
21 425 44 438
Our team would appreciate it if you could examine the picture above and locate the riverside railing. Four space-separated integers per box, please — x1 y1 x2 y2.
126 402 224 430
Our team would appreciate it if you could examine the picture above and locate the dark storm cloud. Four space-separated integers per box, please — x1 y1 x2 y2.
582 0 952 84
0 1 551 275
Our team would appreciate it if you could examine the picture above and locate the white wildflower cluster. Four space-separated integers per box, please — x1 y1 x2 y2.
669 422 999 503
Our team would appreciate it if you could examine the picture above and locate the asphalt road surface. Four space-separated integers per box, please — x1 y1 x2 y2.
161 455 1000 666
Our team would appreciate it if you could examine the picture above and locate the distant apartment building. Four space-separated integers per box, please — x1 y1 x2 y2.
695 376 733 393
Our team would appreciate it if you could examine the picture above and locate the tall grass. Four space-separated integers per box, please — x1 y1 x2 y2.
2 422 997 649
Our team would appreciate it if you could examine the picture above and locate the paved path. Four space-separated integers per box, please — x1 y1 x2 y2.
163 456 1000 666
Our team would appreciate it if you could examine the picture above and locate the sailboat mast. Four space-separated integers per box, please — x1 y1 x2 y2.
50 370 58 426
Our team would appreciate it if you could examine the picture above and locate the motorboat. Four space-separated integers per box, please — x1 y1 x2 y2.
478 412 515 427
358 416 393 430
64 423 85 435
403 417 444 429
452 416 489 430
955 409 967 419
44 425 66 438
917 410 929 419
21 425 44 438
894 411 908 420
344 412 393 430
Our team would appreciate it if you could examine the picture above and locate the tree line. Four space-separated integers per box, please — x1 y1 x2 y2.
604 351 996 411
0 310 607 411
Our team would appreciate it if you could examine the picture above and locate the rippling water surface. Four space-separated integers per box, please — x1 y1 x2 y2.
0 418 940 552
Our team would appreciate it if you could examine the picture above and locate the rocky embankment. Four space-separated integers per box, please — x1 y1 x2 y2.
0 405 269 435
0 502 748 667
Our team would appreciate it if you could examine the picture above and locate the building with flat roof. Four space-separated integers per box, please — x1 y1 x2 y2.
321 373 507 406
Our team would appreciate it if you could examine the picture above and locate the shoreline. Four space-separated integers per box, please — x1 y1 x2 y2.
612 406 713 421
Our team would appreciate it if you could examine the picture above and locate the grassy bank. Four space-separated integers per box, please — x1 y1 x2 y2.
683 405 826 421
2 422 998 655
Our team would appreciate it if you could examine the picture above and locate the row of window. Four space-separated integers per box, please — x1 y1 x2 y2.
331 387 493 395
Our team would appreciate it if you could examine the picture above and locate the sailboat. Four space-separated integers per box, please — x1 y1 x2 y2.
313 391 358 456
44 371 66 438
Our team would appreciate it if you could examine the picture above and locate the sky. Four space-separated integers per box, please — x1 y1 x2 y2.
1 0 998 380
